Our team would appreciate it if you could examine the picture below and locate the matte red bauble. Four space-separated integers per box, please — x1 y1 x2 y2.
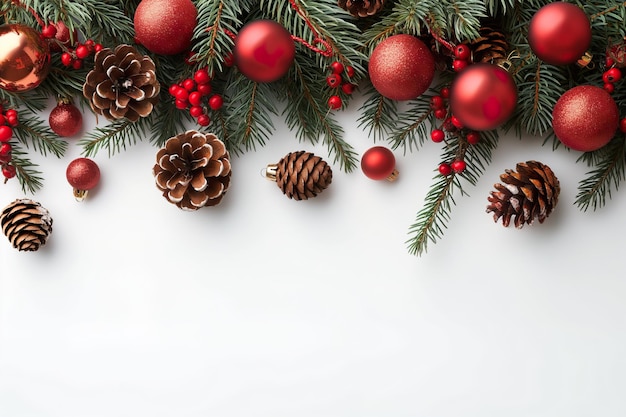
0 24 51 92
528 2 591 66
234 20 295 83
66 158 101 201
134 0 197 55
552 85 619 152
368 34 435 101
49 100 83 137
361 146 398 181
449 64 517 131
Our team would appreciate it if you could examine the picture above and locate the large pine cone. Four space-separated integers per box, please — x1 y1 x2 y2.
469 24 509 64
83 44 160 122
266 151 332 200
338 0 385 17
153 130 231 210
486 161 560 228
1 199 53 252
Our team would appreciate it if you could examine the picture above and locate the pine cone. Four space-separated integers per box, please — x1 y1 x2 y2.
1 199 53 252
266 151 332 200
153 130 231 211
486 161 560 228
469 24 509 64
338 0 385 17
83 44 160 122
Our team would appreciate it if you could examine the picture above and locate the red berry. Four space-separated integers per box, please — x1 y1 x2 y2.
169 84 180 97
0 142 12 157
452 59 469 72
330 61 344 74
0 125 12 142
440 87 450 99
341 83 355 95
451 160 466 173
326 73 342 88
208 95 223 111
185 51 196 66
345 65 355 78
4 109 18 126
197 114 210 126
434 108 447 119
466 131 480 145
328 95 342 110
224 52 234 67
72 59 83 70
189 106 204 118
430 95 444 110
430 129 445 143
604 83 615 94
0 115 4 126
94 43 103 53
175 99 189 109
2 164 16 179
188 91 202 107
620 117 626 134
61 52 73 67
193 68 211 84
454 44 471 61
603 67 622 83
41 24 57 39
75 44 90 59
606 57 615 68
174 88 189 101
450 115 464 129
182 78 196 91
438 163 452 176
196 83 212 96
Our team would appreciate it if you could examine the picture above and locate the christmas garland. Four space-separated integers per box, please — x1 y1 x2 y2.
1 0 625 256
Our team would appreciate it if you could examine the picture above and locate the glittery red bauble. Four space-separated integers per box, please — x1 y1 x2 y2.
0 24 51 92
66 158 100 191
234 20 295 83
552 85 619 152
368 34 435 101
49 101 83 137
361 146 398 181
449 64 517 131
528 2 591 66
134 0 197 55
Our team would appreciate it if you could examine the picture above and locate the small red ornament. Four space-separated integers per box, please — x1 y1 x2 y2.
134 0 198 55
368 34 435 101
552 85 619 152
49 99 83 137
234 20 296 83
528 2 591 66
450 63 517 131
66 158 100 201
361 146 398 181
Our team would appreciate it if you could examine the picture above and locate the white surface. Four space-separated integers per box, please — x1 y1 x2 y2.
1 94 626 417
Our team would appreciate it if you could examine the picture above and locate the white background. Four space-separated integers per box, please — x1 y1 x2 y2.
1 91 626 417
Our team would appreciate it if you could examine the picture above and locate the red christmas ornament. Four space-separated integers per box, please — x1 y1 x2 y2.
234 20 295 83
552 85 619 152
66 158 101 201
0 24 51 92
49 99 83 137
368 34 435 101
361 146 398 181
449 63 517 131
528 2 591 66
134 0 197 55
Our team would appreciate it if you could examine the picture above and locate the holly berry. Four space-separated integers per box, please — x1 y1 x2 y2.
330 61 344 74
4 109 18 126
440 87 450 99
466 131 480 145
430 129 445 143
41 24 57 39
603 67 622 84
430 95 444 110
452 59 469 72
197 114 210 126
75 44 90 59
620 117 626 134
341 83 355 95
193 68 211 85
451 160 467 173
182 78 196 91
328 95 342 110
2 164 16 180
326 73 342 88
0 143 11 164
189 106 204 118
188 91 203 107
196 83 212 96
604 83 615 94
175 99 188 109
345 65 355 78
454 44 471 61
208 95 224 111
450 115 464 129
438 163 452 176
61 52 74 67
434 108 447 119
0 125 13 142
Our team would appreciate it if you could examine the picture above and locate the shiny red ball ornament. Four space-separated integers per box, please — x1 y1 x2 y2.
134 0 198 55
49 100 83 137
361 146 398 181
368 34 435 101
450 63 517 131
528 2 591 66
66 158 101 201
552 85 619 152
234 20 295 83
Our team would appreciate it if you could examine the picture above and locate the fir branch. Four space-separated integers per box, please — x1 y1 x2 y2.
388 93 435 153
575 137 626 211
13 108 68 158
148 98 192 149
8 144 44 194
357 86 399 143
79 118 147 157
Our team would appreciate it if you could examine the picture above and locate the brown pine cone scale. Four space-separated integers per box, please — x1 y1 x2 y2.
338 0 385 17
1 199 53 252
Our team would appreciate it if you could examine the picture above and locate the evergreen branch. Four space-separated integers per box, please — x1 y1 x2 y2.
148 98 191 149
357 86 399 143
388 93 435 153
575 137 626 211
8 144 44 194
13 108 68 158
79 118 146 157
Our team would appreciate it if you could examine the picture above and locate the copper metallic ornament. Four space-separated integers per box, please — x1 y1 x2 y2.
0 24 51 92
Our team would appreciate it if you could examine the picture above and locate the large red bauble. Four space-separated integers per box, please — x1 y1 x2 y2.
552 85 619 152
134 0 197 55
234 20 295 83
528 2 591 66
361 146 398 181
66 158 100 191
368 34 435 101
0 24 51 92
449 63 517 131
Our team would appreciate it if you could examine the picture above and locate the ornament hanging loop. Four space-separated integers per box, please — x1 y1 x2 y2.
288 0 334 57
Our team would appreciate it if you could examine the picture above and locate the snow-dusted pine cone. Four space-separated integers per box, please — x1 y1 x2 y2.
486 161 560 228
1 199 53 252
83 44 160 121
338 0 385 17
153 130 231 210
266 151 332 200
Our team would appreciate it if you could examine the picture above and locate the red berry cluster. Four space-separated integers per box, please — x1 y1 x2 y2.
326 61 356 110
41 22 103 70
0 106 19 182
452 44 472 72
169 68 224 127
602 67 623 94
428 87 480 176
